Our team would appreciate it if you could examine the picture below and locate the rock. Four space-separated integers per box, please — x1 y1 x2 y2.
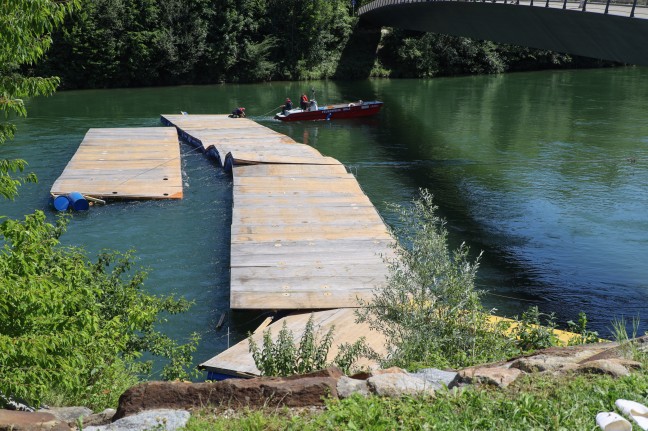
611 358 643 371
81 409 116 428
337 376 370 398
510 355 580 373
84 409 189 431
0 409 70 431
459 367 523 388
576 359 631 378
114 376 338 419
366 373 435 397
409 368 460 390
37 407 92 424
350 366 407 381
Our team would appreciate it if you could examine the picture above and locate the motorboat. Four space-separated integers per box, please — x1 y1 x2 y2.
274 100 383 122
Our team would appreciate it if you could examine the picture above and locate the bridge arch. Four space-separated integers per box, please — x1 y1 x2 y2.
359 0 648 65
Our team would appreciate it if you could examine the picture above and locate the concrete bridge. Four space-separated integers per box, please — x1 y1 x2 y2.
358 0 648 65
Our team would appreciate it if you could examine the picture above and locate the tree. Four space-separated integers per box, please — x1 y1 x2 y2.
0 212 199 409
0 0 199 409
0 0 80 199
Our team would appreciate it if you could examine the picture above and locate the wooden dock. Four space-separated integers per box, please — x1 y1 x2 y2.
161 114 394 310
199 308 388 378
160 114 588 379
51 128 182 199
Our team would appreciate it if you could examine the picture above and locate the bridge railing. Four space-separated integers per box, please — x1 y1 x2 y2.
358 0 648 19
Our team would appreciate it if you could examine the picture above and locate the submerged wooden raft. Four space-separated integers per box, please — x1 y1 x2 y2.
51 127 182 199
161 114 340 166
161 114 394 310
199 308 388 378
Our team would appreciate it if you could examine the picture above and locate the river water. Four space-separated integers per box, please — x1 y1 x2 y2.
2 68 647 372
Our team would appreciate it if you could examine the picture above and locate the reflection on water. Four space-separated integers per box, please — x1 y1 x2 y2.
1 68 647 371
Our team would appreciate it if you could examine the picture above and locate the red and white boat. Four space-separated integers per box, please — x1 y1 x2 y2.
274 100 383 122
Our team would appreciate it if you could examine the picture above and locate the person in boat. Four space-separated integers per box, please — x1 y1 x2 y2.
230 107 245 118
308 99 318 111
282 98 293 115
300 93 309 110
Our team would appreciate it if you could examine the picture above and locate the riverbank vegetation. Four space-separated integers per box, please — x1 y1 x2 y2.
1 0 198 411
32 0 613 89
186 369 648 430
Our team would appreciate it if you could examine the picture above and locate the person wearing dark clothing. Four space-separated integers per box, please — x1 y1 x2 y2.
300 94 309 110
282 98 293 115
230 107 245 118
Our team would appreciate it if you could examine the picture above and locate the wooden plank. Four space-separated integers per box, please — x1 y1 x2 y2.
231 249 392 268
230 290 376 309
233 194 375 207
199 309 388 377
232 263 388 280
234 163 348 177
233 205 381 221
231 221 388 235
230 156 342 166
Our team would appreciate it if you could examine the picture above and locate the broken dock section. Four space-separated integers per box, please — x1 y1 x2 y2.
161 114 393 310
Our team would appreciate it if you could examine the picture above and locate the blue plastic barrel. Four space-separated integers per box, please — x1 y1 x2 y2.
67 192 89 211
52 195 70 211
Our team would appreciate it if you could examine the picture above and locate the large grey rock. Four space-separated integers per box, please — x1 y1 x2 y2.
366 373 435 397
37 407 92 423
337 376 370 398
84 409 189 431
409 368 460 390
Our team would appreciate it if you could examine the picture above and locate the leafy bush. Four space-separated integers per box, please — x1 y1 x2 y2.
567 311 600 346
357 189 517 370
512 306 559 352
248 314 369 376
0 212 199 409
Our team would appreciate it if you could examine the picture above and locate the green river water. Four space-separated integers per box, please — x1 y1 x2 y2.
2 67 647 373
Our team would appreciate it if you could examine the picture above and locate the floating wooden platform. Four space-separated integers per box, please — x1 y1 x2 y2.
199 309 388 378
51 128 182 199
161 114 394 310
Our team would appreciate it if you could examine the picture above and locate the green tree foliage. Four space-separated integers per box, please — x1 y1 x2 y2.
39 0 213 87
378 30 505 78
0 0 80 199
32 0 606 88
357 189 517 370
248 314 370 376
0 212 199 409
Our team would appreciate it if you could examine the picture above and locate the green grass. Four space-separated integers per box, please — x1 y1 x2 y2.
183 371 648 430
